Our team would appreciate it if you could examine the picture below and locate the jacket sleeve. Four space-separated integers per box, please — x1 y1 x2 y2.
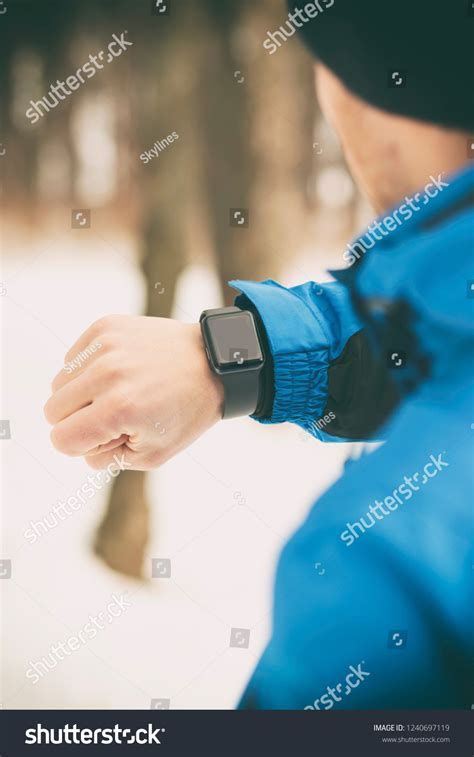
230 279 400 441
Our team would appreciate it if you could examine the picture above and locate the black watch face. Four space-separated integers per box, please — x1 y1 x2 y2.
207 312 263 369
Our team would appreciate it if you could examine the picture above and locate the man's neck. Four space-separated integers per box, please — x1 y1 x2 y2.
373 123 470 214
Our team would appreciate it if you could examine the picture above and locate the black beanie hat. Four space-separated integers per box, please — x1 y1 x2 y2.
285 0 474 132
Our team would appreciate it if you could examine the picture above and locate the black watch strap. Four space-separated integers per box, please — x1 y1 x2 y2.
233 296 275 420
220 361 261 419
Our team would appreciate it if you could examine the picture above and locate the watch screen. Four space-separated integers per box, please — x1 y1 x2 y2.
209 312 263 367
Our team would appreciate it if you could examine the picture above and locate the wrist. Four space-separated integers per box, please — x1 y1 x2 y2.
191 323 225 421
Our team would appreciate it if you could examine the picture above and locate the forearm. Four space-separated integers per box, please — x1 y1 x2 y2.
231 279 400 441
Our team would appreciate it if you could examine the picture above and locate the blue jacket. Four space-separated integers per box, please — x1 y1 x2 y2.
231 165 474 709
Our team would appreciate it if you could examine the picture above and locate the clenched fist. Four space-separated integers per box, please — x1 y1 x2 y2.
44 315 224 470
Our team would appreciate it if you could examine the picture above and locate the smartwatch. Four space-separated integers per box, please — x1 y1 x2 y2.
200 306 265 419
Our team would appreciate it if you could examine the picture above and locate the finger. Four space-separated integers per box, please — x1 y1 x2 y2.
85 443 138 471
85 434 129 457
84 443 156 472
52 342 104 392
45 371 95 425
64 321 107 364
50 398 131 456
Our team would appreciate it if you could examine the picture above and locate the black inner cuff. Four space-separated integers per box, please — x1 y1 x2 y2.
234 295 275 420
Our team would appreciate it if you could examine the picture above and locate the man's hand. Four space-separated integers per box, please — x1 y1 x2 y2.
44 315 224 470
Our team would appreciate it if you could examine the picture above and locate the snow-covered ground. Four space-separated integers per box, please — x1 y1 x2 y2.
1 225 353 709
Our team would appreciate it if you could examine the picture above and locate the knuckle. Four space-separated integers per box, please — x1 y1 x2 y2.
95 334 113 353
91 315 111 334
95 354 125 384
94 314 123 334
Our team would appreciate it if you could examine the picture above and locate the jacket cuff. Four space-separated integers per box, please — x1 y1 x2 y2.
230 279 331 430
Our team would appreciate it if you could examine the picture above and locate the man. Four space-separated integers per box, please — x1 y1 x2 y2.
45 0 473 708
